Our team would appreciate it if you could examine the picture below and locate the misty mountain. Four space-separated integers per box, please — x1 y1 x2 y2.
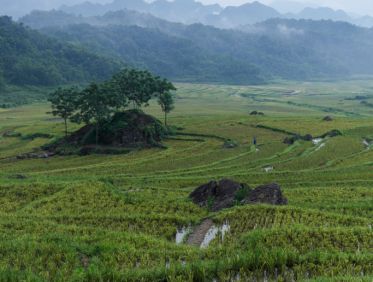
60 0 222 24
0 16 120 86
20 9 182 31
294 7 351 22
58 0 373 28
25 8 373 84
205 1 281 28
40 23 264 84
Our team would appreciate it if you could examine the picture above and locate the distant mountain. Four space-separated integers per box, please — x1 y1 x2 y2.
20 9 182 31
60 0 222 24
205 1 280 28
286 7 373 28
0 16 120 86
58 0 373 29
41 23 265 84
270 0 317 14
293 7 351 22
25 7 373 84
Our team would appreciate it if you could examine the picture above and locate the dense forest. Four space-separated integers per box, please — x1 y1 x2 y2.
25 9 373 83
6 9 373 87
0 16 121 87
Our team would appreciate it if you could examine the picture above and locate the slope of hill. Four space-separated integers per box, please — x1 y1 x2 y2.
26 9 373 83
58 0 373 28
60 0 222 24
205 1 281 28
42 24 264 84
0 16 120 86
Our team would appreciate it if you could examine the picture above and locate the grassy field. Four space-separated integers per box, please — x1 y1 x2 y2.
0 80 372 281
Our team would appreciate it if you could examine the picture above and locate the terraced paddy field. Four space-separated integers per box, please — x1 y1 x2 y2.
0 80 372 281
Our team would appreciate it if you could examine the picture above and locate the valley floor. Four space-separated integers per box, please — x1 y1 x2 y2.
0 81 372 281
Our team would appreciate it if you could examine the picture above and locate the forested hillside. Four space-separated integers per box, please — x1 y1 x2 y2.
0 16 120 87
26 10 373 83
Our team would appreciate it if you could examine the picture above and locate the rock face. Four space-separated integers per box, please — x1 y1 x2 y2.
283 134 313 145
190 179 287 211
190 179 246 211
323 116 333 121
321 129 342 138
244 183 288 205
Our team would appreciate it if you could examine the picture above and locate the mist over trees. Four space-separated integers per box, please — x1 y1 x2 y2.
29 10 373 83
0 16 120 87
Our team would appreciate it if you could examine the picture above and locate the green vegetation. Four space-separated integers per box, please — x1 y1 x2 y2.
0 80 372 281
0 16 120 88
23 10 373 84
48 68 176 147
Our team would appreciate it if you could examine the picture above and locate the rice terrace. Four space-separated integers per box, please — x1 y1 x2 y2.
0 79 372 281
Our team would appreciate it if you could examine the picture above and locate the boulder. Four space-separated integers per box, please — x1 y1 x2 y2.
190 180 287 211
244 183 288 205
189 179 247 211
303 134 313 141
323 116 333 121
321 129 342 138
223 139 238 149
250 111 264 116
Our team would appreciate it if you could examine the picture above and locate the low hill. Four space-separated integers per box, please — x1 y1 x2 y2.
0 16 120 87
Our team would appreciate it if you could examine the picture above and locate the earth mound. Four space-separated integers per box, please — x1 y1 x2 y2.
47 110 168 155
69 110 167 147
190 179 287 211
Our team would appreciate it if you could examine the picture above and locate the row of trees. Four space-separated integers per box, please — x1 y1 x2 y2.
49 69 176 144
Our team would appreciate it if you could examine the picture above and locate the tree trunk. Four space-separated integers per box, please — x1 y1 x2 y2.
95 123 99 148
64 118 68 138
164 112 167 127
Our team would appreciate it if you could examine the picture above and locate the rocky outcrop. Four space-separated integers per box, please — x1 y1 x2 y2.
190 179 248 211
323 116 333 121
190 179 287 211
243 183 288 205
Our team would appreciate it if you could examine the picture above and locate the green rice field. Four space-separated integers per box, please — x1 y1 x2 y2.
0 80 372 281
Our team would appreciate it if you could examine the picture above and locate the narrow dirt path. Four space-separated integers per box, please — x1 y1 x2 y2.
187 219 213 247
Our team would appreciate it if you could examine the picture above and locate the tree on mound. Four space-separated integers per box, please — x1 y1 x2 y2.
48 87 79 137
158 91 175 126
48 68 176 148
71 82 119 146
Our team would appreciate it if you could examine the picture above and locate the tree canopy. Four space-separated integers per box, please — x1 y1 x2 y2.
48 68 176 145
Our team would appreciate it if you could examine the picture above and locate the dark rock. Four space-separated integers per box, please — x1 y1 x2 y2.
190 179 247 211
303 134 313 141
323 116 333 122
10 174 27 179
190 180 288 211
250 111 264 116
223 139 238 149
284 133 313 144
244 183 288 205
283 135 300 145
320 129 342 138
